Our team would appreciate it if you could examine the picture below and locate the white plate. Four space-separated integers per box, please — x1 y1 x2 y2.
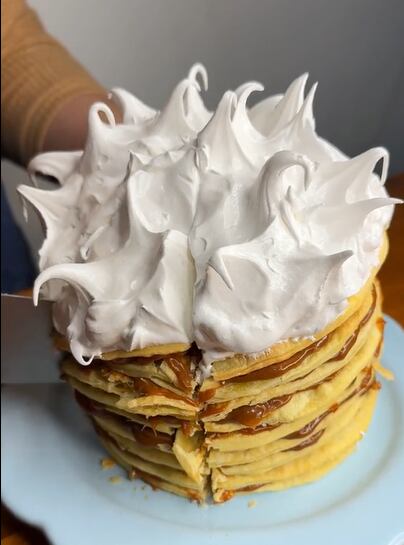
2 316 404 545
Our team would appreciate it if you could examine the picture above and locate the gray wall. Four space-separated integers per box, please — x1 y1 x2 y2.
2 0 404 261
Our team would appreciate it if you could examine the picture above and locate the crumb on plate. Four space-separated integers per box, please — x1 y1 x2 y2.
100 457 116 470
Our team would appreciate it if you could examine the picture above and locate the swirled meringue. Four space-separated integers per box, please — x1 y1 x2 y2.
19 65 399 373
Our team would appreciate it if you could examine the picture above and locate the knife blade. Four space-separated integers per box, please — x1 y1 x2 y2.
1 293 60 383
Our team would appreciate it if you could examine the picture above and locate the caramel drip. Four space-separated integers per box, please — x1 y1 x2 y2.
330 292 376 362
165 354 193 391
299 369 340 393
132 377 198 407
238 483 263 492
219 490 235 502
149 415 198 436
207 422 279 441
220 483 263 501
223 394 292 427
330 333 358 362
93 420 166 458
358 367 376 396
374 317 385 358
198 388 217 402
358 366 381 395
239 423 280 435
286 403 339 439
371 381 382 391
227 336 329 383
374 338 384 359
376 317 386 332
181 420 197 437
286 428 325 451
343 366 379 405
200 401 230 419
130 421 174 448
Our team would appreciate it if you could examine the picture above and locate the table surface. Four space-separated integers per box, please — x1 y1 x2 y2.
2 174 403 545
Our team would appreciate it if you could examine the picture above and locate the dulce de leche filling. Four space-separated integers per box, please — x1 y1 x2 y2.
131 377 198 407
222 395 293 427
164 354 194 392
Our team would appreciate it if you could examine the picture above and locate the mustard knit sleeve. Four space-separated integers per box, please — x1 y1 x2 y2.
1 0 105 165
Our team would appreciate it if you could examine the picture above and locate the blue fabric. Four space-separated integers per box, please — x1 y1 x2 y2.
1 183 37 293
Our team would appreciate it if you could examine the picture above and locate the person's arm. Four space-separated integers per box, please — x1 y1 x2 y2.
42 92 122 154
1 0 121 166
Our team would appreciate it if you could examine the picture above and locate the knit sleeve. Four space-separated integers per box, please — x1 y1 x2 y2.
1 0 105 164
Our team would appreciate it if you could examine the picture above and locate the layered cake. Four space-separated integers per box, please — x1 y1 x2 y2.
19 65 399 503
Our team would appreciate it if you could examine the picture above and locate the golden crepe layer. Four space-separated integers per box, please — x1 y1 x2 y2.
59 268 386 503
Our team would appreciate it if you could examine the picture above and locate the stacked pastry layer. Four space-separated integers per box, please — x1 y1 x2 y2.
62 347 208 502
61 278 384 503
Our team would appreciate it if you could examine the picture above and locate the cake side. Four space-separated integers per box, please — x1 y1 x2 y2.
60 277 383 502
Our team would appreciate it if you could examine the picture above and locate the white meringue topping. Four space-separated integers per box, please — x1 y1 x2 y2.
19 65 399 375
